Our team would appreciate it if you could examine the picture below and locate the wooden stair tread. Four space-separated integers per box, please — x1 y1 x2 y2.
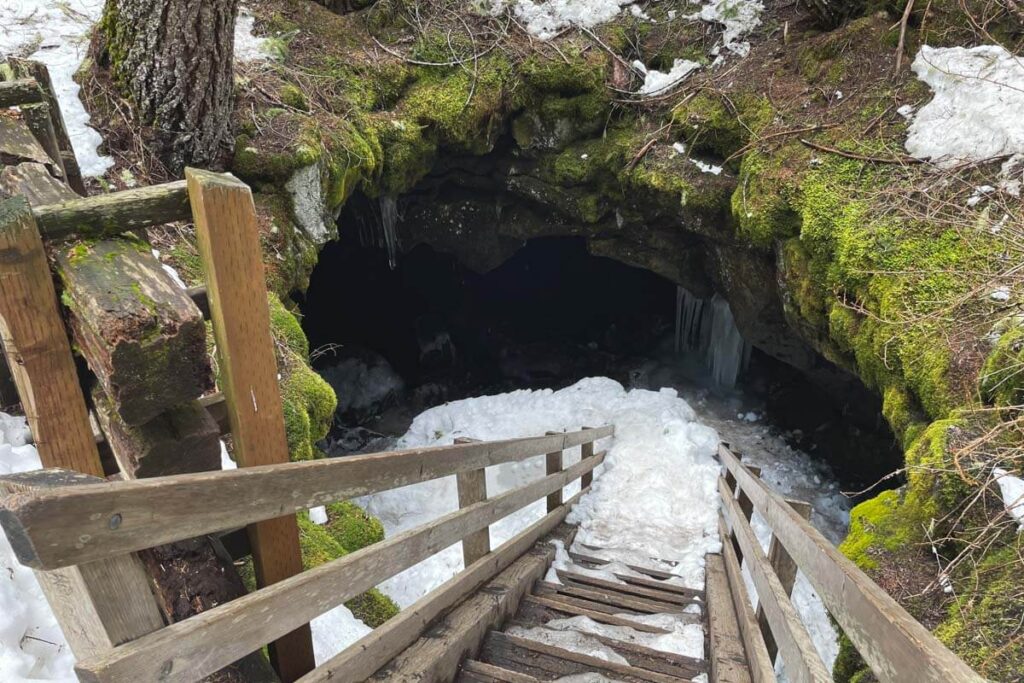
459 659 540 683
519 595 678 634
569 550 679 581
556 568 701 606
480 630 692 683
536 580 688 615
507 620 707 679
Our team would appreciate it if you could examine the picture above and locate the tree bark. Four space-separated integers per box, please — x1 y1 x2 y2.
97 0 238 174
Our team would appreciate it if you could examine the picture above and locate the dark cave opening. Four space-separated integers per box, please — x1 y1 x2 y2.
297 191 903 491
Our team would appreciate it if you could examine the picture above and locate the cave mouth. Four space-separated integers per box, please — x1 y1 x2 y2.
298 192 903 491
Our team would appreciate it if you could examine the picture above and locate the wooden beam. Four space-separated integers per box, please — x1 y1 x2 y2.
0 470 164 659
554 568 696 605
757 500 812 662
718 516 777 683
0 78 44 107
0 116 52 166
546 431 563 513
72 441 605 682
580 425 595 489
31 180 190 241
455 436 490 567
55 238 213 426
300 487 592 683
7 58 85 194
519 594 674 634
20 101 67 181
719 477 829 683
0 162 75 205
186 168 312 681
718 444 985 683
706 552 751 683
2 427 612 569
0 197 103 475
461 660 540 683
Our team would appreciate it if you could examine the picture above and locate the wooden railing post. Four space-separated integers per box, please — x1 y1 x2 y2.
0 197 103 475
758 500 812 662
185 169 315 681
545 431 563 512
455 437 490 566
0 470 164 659
580 426 595 489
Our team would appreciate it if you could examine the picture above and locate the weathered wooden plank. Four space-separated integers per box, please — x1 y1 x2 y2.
0 162 75 205
73 454 605 683
186 168 311 681
718 516 776 683
31 180 190 241
555 568 697 605
0 197 103 475
367 536 561 683
518 595 675 634
545 431 562 513
0 78 44 107
706 552 750 683
7 58 85 194
718 445 984 683
456 437 491 567
757 500 811 662
538 581 684 614
568 550 679 581
20 102 67 180
55 238 212 426
608 572 702 599
93 391 221 478
483 631 688 683
719 478 828 683
460 659 540 683
580 425 595 489
0 471 164 659
0 116 52 166
507 619 706 679
300 488 591 683
2 427 612 569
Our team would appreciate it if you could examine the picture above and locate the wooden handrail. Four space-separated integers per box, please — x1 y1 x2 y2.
1 425 612 569
31 180 190 241
0 78 44 107
718 444 984 683
73 451 606 683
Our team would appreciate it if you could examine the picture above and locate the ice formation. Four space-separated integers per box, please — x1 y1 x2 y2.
674 287 752 389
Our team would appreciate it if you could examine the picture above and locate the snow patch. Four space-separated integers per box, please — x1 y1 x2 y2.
234 9 273 63
310 603 372 665
511 0 637 40
905 45 1024 167
632 59 701 96
690 0 763 58
993 467 1024 531
506 625 630 664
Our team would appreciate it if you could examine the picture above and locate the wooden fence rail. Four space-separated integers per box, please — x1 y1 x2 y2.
717 444 985 683
1 426 611 683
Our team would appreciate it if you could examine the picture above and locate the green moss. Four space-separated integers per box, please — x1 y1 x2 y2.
732 144 807 246
903 417 970 519
233 130 321 183
279 84 309 111
881 385 926 448
322 501 385 551
979 323 1024 407
364 114 437 196
935 543 1024 680
268 295 336 461
672 92 774 159
839 489 911 571
293 513 400 627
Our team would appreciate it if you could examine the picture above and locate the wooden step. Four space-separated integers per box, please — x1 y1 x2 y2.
536 580 687 615
507 620 707 680
519 595 677 634
569 550 679 581
705 553 750 683
479 630 691 683
556 568 701 606
459 659 540 683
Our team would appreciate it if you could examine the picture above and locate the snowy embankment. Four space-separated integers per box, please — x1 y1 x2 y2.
0 2 272 180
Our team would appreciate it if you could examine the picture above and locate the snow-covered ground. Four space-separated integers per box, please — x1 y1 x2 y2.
0 2 271 180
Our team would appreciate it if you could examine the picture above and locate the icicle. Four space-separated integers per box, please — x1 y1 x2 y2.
379 195 400 269
673 288 750 389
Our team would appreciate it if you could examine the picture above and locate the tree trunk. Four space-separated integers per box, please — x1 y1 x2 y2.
98 0 238 174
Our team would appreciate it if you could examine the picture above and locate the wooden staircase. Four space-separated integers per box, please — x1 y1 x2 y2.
457 541 708 683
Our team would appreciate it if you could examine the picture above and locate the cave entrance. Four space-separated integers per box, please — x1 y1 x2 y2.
298 194 902 491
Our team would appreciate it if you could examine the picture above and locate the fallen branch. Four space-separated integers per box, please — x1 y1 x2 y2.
799 138 922 164
724 124 837 163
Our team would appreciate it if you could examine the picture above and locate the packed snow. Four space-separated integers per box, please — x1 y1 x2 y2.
993 467 1024 531
633 59 701 96
691 0 763 58
905 45 1024 168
